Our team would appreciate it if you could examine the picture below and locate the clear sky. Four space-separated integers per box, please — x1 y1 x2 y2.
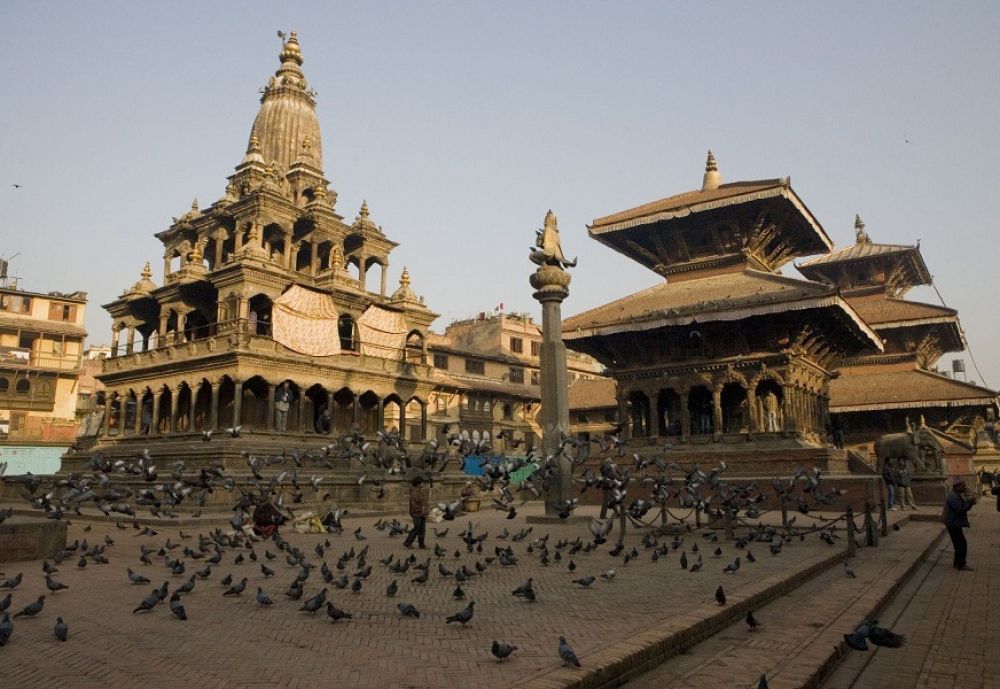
1 2 998 386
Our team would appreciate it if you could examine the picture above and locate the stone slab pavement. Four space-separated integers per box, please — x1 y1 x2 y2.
0 503 910 689
821 499 1000 689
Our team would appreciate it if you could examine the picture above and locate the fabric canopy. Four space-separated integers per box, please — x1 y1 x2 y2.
271 284 341 357
357 305 408 359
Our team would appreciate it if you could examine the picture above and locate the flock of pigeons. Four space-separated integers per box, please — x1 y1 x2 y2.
0 427 906 686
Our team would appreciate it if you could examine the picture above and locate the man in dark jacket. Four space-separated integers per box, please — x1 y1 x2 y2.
403 477 429 549
942 478 977 571
882 459 898 511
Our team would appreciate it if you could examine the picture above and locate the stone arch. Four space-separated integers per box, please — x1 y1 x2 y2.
305 383 328 433
364 256 385 294
404 329 425 364
383 393 405 436
405 396 425 441
262 223 287 265
248 294 273 336
295 240 313 273
357 390 380 433
332 387 356 432
656 388 682 437
626 389 651 437
193 379 212 431
241 376 270 429
184 311 211 341
157 385 172 433
15 378 30 394
720 381 749 433
176 382 193 432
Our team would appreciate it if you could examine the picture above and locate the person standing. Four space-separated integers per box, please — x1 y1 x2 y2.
896 459 917 509
403 477 429 549
274 381 292 432
942 478 977 571
882 458 898 510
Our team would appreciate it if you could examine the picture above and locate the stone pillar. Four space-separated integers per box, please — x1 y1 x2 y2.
188 389 197 432
169 387 181 433
712 386 723 438
377 398 385 431
529 211 573 516
176 313 187 342
209 383 220 431
267 385 276 431
420 401 427 442
298 391 308 432
214 237 224 267
163 255 171 277
125 326 136 355
781 384 796 432
158 314 169 344
353 394 361 427
134 395 144 435
310 242 318 276
283 233 293 270
151 391 161 434
359 256 368 291
110 327 121 358
232 381 243 428
680 390 691 443
380 265 388 297
326 391 335 434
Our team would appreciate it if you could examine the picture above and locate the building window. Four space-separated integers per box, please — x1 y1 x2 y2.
503 403 513 420
464 359 485 375
530 370 540 386
0 378 8 393
510 337 523 354
462 396 470 410
15 379 30 394
49 302 77 322
483 400 491 414
10 412 25 432
508 367 524 384
576 413 589 424
530 341 540 357
603 411 617 423
433 353 449 370
435 396 446 413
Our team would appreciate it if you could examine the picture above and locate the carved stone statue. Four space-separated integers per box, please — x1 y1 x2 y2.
530 210 577 269
874 425 944 473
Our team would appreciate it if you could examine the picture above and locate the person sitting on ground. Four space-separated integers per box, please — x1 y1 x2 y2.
460 481 479 500
315 407 332 435
252 497 285 538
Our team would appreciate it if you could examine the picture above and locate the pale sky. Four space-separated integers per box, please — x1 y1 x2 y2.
1 2 998 386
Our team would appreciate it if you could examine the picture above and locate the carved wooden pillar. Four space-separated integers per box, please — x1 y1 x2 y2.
680 389 691 443
712 386 723 439
267 385 276 431
209 383 220 431
232 380 243 428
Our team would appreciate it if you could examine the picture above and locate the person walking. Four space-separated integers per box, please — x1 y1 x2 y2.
403 476 429 549
882 458 898 510
896 459 917 509
274 381 292 432
942 478 977 571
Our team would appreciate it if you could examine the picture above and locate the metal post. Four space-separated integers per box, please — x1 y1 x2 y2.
780 494 789 528
878 479 890 537
724 508 735 541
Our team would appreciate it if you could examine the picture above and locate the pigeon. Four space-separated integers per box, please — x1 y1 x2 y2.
491 640 518 662
326 602 352 622
512 578 536 602
256 587 273 606
220 573 232 588
42 561 58 574
757 675 770 689
723 557 741 574
746 610 761 631
445 601 475 625
169 592 187 620
844 620 906 651
261 564 275 578
600 569 616 581
45 575 69 593
397 603 420 618
453 584 465 599
385 579 399 597
13 595 45 618
0 613 11 646
680 552 688 570
176 576 196 595
53 616 68 641
558 635 581 667
844 562 857 578
127 568 151 585
300 589 328 613
715 586 726 606
0 593 10 613
133 589 161 613
0 573 22 590
223 578 247 596
572 576 595 588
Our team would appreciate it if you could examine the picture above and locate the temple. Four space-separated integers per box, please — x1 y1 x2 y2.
71 33 441 468
799 216 999 477
563 153 883 471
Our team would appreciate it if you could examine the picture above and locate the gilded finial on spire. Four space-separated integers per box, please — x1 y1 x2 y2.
247 136 261 154
279 30 303 66
702 150 721 191
400 266 411 288
854 214 871 244
141 262 152 279
360 200 369 218
191 198 199 211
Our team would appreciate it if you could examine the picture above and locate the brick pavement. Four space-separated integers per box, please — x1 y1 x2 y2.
821 502 1000 689
0 503 910 689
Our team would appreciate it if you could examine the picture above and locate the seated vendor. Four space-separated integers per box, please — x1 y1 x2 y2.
252 498 285 538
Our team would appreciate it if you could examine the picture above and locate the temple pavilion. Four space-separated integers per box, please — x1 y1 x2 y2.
562 153 883 459
798 216 999 476
73 33 441 466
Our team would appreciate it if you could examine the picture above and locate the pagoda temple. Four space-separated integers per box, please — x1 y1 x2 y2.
69 33 440 469
563 153 883 470
799 215 999 477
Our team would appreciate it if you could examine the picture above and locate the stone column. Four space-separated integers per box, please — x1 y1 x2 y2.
209 383 220 431
232 381 243 428
420 400 427 442
326 391 335 434
377 398 385 431
134 395 144 435
176 313 187 342
298 391 308 432
529 211 574 517
712 386 723 438
214 237 224 267
283 232 293 270
380 265 388 297
353 394 361 427
359 256 368 291
169 386 181 433
781 383 796 432
267 385 276 431
151 391 161 434
126 326 136 355
188 390 197 432
310 242 318 276
110 327 121 358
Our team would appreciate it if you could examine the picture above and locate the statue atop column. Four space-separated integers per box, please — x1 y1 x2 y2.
530 209 577 269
